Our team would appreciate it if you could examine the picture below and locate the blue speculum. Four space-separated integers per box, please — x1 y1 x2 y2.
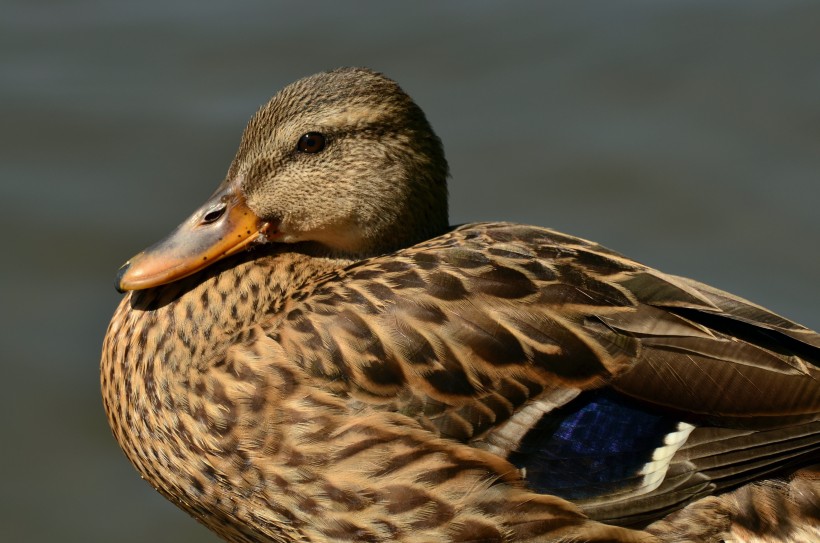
509 390 680 500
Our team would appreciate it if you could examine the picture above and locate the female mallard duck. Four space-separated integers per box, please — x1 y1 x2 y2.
102 68 819 543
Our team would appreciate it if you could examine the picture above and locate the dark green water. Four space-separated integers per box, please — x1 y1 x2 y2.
2 2 818 542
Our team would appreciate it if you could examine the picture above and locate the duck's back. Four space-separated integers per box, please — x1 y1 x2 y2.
262 222 820 530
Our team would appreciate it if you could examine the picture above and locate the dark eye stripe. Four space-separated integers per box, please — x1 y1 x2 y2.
297 132 326 153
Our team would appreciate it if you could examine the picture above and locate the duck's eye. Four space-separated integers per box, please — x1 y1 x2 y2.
297 132 326 154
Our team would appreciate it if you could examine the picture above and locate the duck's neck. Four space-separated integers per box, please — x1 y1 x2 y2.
100 244 351 533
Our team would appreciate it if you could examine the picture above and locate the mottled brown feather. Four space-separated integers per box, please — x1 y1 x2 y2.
102 68 819 542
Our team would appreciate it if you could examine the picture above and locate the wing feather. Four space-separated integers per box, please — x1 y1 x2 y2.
262 222 820 525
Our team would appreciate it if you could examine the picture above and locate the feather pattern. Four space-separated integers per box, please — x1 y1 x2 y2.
102 68 819 542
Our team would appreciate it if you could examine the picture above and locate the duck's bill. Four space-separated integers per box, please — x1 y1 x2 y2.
116 185 271 292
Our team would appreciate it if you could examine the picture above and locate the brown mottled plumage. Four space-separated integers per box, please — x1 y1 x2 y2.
101 68 819 542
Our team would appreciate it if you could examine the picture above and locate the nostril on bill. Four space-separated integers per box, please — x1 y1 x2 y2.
201 204 227 224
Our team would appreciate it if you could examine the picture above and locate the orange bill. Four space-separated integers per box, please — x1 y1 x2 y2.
116 184 271 292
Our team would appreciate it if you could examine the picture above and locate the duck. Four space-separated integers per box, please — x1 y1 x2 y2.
101 67 819 543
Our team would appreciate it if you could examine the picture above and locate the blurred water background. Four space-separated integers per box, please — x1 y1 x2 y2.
2 2 819 542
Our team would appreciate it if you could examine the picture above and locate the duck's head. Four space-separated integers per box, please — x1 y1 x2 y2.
116 67 449 291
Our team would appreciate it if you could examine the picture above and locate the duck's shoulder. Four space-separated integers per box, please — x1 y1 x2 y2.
274 221 646 385
235 222 820 526
422 221 641 273
250 223 640 440
268 221 820 410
